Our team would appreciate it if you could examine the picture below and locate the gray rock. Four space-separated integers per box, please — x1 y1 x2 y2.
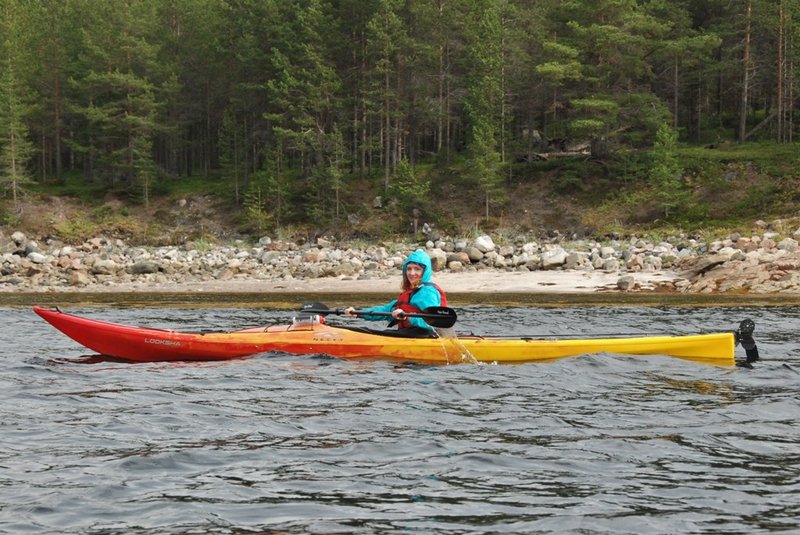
465 247 484 262
524 257 542 270
617 275 636 291
473 235 495 253
600 246 616 258
778 238 798 252
602 258 620 271
642 255 662 271
70 270 91 286
129 261 160 275
447 260 464 272
447 252 470 265
428 248 448 271
27 252 48 264
260 251 283 264
91 259 118 275
332 261 358 277
541 247 567 269
498 245 515 257
565 251 589 270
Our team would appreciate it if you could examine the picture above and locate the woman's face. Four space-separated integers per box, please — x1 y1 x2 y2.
405 263 424 287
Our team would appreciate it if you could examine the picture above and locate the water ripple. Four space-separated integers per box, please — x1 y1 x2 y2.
1 305 798 533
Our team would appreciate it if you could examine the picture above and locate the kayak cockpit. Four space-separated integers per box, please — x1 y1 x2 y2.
236 322 439 339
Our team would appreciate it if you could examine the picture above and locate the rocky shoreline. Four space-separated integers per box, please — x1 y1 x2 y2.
2 221 800 294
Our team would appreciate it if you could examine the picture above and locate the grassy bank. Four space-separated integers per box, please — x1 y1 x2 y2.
3 143 800 246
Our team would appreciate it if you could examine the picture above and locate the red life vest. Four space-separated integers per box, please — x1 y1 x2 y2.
393 282 447 329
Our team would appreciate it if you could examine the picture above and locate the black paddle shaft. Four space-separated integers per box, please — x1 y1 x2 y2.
300 302 457 328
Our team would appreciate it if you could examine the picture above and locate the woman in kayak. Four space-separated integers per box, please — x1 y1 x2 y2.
344 249 447 336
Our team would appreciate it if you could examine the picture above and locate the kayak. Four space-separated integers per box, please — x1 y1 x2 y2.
33 306 754 366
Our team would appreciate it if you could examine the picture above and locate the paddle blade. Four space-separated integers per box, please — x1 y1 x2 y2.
300 302 333 315
420 306 457 328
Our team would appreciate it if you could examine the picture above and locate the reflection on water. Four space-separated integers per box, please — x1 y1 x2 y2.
0 302 798 533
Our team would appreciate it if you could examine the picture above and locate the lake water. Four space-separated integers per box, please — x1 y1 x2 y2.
1 302 798 534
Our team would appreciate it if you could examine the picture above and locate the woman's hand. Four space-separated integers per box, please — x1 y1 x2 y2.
391 309 407 320
343 306 357 317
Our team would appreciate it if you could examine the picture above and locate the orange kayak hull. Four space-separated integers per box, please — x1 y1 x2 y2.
33 306 737 366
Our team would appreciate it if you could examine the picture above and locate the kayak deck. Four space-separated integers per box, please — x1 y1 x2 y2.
33 306 738 366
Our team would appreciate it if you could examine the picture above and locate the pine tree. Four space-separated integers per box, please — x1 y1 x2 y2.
265 0 343 222
69 0 161 202
463 0 505 218
365 0 407 189
650 124 687 220
0 0 35 206
218 106 248 205
547 0 672 156
388 156 430 212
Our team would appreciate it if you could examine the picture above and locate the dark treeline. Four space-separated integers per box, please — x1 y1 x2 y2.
1 0 798 229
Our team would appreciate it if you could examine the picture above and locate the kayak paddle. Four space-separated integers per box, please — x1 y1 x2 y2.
300 302 457 328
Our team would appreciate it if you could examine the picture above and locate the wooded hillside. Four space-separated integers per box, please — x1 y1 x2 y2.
1 0 799 241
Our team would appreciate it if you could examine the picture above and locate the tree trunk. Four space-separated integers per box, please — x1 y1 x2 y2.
50 13 63 182
777 0 784 142
591 138 609 159
436 0 445 155
10 131 18 203
445 62 452 163
673 57 679 129
789 26 794 142
383 67 390 191
738 0 752 143
361 99 367 176
500 29 506 164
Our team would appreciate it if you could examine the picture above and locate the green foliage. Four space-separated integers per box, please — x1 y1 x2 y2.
463 0 505 218
0 202 17 226
468 119 506 217
52 203 136 242
679 142 800 175
4 0 800 242
0 0 35 204
552 169 585 194
241 162 296 234
733 181 783 217
571 98 619 114
387 158 430 211
535 61 582 83
53 215 97 242
649 124 689 220
218 106 248 205
264 169 294 228
265 0 341 152
570 98 617 134
242 185 271 235
131 135 158 206
541 40 580 59
617 93 672 147
610 150 653 184
67 0 162 197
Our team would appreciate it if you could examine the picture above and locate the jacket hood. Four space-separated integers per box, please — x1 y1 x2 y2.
403 249 433 283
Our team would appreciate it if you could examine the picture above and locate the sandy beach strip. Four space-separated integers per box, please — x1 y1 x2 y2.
2 270 678 294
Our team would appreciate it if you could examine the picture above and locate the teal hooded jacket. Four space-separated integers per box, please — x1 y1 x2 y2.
360 249 442 330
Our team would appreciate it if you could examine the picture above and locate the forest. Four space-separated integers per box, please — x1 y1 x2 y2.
1 0 799 241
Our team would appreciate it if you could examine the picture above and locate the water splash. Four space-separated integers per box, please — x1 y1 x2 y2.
435 327 481 364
